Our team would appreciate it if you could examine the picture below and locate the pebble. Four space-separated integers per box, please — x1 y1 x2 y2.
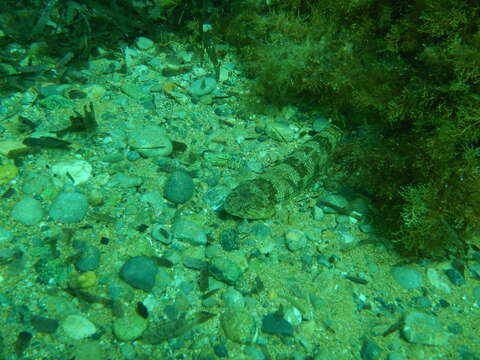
0 163 18 184
31 315 59 334
71 342 106 360
119 256 158 292
427 268 451 294
51 160 92 186
360 338 382 360
402 311 449 346
312 117 331 132
222 288 245 309
261 313 294 337
49 192 89 223
11 197 44 225
163 171 194 204
69 271 97 289
128 125 172 158
219 229 240 251
390 267 423 290
22 174 51 195
172 220 207 245
204 185 230 211
75 244 101 272
220 309 256 344
151 224 171 244
120 83 149 100
285 229 307 251
213 343 229 358
110 173 144 188
444 268 465 286
62 314 97 340
113 312 148 341
0 227 13 243
135 36 154 50
317 194 350 214
209 254 244 285
265 121 296 142
189 77 217 97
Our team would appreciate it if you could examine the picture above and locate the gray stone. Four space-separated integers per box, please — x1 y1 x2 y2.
403 311 450 346
285 229 307 251
261 313 293 337
151 224 171 244
0 227 13 243
113 312 148 341
75 245 101 272
204 185 229 211
110 173 144 188
164 171 194 204
317 194 350 214
12 197 44 225
172 220 207 245
360 338 382 360
209 255 244 285
189 77 217 97
62 314 96 340
391 267 423 290
221 309 256 344
49 192 88 223
128 125 172 158
135 36 154 50
119 256 158 292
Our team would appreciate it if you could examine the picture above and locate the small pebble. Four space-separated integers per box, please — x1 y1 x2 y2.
62 314 96 340
113 312 148 341
189 77 217 97
402 311 449 346
172 220 207 245
391 267 423 290
49 192 89 223
164 171 194 204
261 313 294 337
285 229 307 251
75 244 101 272
31 315 59 334
219 229 239 251
209 255 244 285
221 309 256 344
151 224 171 244
11 197 43 225
119 256 158 292
0 227 13 243
444 268 465 286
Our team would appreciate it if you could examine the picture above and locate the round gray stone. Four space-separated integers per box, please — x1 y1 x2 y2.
164 171 194 204
49 192 88 223
221 309 256 344
12 197 44 225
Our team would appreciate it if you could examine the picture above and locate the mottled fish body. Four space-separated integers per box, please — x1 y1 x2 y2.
224 125 342 219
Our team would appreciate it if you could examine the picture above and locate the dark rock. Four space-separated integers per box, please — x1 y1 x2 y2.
261 313 293 337
360 338 382 360
75 244 101 272
119 256 158 292
164 171 194 204
31 315 59 334
219 229 239 251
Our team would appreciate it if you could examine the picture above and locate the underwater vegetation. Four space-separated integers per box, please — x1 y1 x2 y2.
222 0 480 257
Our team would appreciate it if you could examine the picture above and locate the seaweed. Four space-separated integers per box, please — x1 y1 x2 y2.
222 0 480 257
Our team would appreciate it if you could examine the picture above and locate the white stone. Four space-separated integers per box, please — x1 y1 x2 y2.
62 315 96 340
51 159 92 186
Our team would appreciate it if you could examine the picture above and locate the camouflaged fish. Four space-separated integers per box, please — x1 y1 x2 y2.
224 125 342 219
